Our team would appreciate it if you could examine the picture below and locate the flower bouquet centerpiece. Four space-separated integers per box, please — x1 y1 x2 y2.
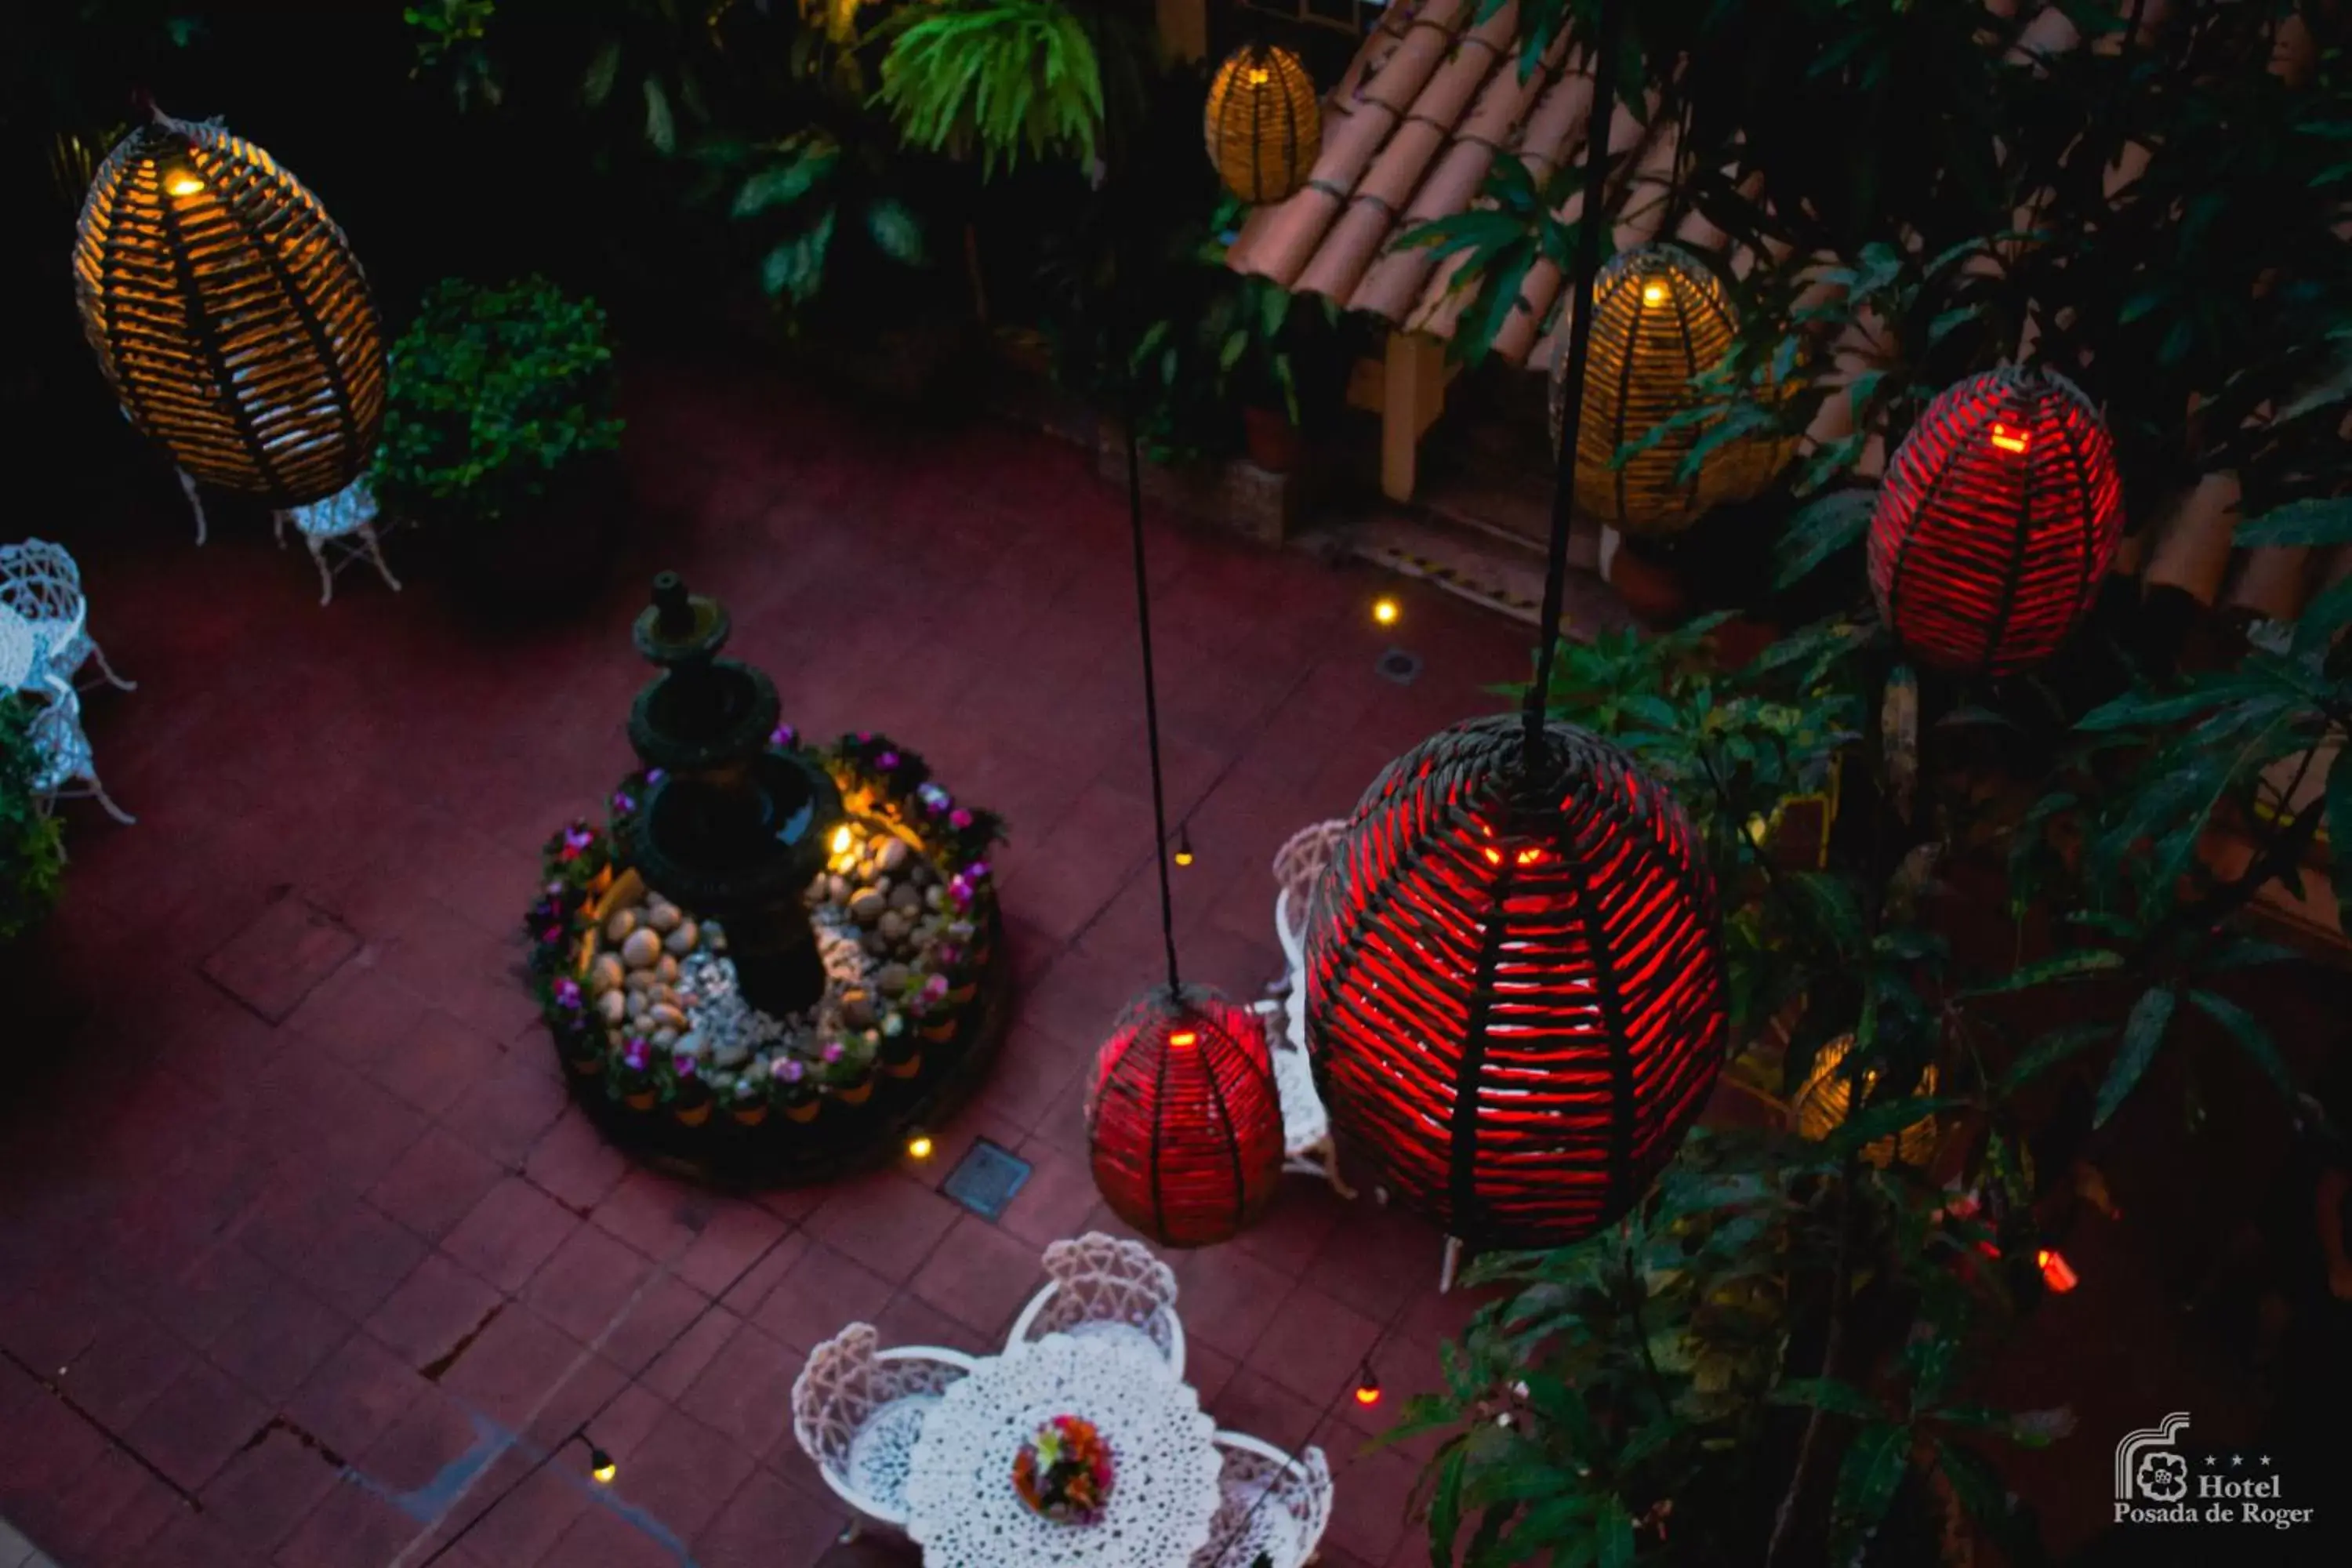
1012 1415 1115 1526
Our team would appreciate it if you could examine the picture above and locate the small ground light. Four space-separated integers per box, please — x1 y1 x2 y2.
830 824 853 855
1174 826 1195 867
590 1447 617 1484
1353 1360 1381 1405
1372 596 1400 626
907 1134 935 1160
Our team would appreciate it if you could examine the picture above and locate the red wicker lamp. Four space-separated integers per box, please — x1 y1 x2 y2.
1551 245 1787 535
1304 715 1729 1248
1867 367 2123 676
1087 985 1284 1248
1205 43 1320 205
73 113 385 508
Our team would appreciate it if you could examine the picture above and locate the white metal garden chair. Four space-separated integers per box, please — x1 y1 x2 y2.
1189 1431 1334 1568
789 1323 975 1539
1263 819 1356 1198
25 672 135 824
1004 1232 1185 1379
0 539 136 693
1272 818 1468 1287
274 475 401 607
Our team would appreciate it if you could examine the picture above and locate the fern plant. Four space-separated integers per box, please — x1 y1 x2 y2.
0 695 65 946
873 0 1105 176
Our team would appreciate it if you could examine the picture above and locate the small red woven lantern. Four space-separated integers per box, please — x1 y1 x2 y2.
1087 985 1284 1248
1868 367 2123 676
1305 715 1727 1249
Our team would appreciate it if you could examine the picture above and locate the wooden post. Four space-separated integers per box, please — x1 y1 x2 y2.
1381 330 1448 503
1156 0 1207 63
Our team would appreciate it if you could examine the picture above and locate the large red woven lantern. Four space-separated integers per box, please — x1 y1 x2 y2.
1305 715 1727 1248
1868 367 2123 676
1087 985 1284 1247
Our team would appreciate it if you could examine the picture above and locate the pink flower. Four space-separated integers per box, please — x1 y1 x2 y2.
553 978 582 1009
769 726 795 749
540 926 562 946
949 808 974 829
964 861 990 883
546 880 565 896
877 750 900 771
646 768 666 784
780 1058 806 1083
822 1041 845 1064
623 1038 650 1072
920 974 950 1005
674 1054 698 1080
612 793 636 814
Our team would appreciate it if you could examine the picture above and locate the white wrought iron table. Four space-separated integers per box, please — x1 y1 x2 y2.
902 1332 1222 1567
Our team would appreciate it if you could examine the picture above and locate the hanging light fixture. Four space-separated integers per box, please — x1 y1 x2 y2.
1083 204 1284 1248
1868 366 2123 677
1087 986 1283 1247
1549 244 1787 535
74 110 385 514
1204 42 1320 205
1791 1036 1938 1167
1303 0 1725 1251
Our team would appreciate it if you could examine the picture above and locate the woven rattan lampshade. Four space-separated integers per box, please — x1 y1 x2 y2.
1304 714 1727 1248
1087 985 1284 1247
1205 43 1320 205
74 114 385 508
1550 244 1786 536
1792 1036 1937 1167
1868 367 2123 677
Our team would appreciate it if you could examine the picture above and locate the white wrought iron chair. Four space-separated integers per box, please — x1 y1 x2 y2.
25 673 135 824
0 539 135 693
1264 820 1355 1198
274 476 401 607
1005 1232 1185 1379
789 1323 975 1540
1189 1431 1334 1568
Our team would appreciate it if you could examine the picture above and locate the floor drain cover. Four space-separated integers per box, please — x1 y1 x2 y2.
1376 648 1423 684
942 1138 1032 1220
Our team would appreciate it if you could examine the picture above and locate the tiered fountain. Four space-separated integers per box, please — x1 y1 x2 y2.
522 573 1010 1182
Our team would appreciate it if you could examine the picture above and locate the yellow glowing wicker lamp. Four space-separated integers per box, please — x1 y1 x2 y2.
74 112 385 509
1792 1036 1937 1168
1205 43 1320 205
1550 244 1788 536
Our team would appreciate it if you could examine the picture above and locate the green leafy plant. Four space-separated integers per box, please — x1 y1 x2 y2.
373 278 626 529
700 126 930 315
873 0 1105 176
1214 274 1348 429
0 696 67 946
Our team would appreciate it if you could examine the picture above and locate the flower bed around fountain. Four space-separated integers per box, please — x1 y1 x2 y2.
525 730 1010 1184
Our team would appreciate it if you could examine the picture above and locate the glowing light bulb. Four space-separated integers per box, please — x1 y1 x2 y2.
2036 1247 2078 1294
1168 1030 1199 1047
830 825 853 855
1641 281 1668 307
590 1449 617 1484
1372 596 1400 626
1353 1360 1381 1405
165 172 205 197
1514 848 1544 866
1174 846 1194 867
1989 423 2030 455
907 1134 935 1160
1247 67 1271 85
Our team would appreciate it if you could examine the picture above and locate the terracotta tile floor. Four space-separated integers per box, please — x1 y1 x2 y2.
0 361 1534 1567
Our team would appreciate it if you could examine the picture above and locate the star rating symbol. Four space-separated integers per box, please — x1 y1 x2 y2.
2231 1454 2245 1467
2259 1455 2272 1466
2205 1455 2221 1468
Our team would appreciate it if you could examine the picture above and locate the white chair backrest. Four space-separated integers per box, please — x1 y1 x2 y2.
1212 1431 1334 1563
1033 1232 1179 1337
0 539 85 637
1271 820 1348 956
792 1322 881 1473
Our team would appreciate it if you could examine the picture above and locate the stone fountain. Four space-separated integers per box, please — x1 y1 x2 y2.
621 572 842 1018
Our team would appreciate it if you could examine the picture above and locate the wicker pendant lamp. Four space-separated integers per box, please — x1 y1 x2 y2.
1083 210 1284 1249
74 111 385 509
1087 985 1284 1247
1868 367 2123 677
1549 244 1786 535
1303 0 1725 1251
1205 42 1320 205
1792 1036 1937 1167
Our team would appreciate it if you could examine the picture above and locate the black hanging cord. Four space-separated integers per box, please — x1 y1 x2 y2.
1120 296 1183 996
1523 0 1633 765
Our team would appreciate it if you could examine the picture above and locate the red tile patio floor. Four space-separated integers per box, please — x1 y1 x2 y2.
0 359 1537 1567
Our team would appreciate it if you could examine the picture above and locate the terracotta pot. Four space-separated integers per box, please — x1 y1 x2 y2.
946 982 978 1006
1242 405 1303 474
729 1102 769 1127
782 1096 821 1123
1607 535 1690 624
834 1077 875 1106
883 1051 924 1080
622 1089 657 1111
567 1051 604 1078
673 1099 712 1127
920 1018 956 1044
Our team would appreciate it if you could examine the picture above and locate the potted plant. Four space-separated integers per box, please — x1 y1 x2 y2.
0 695 65 946
1213 274 1347 475
775 1057 820 1122
373 276 627 600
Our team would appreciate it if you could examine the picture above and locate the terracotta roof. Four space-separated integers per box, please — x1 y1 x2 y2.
1227 0 2351 612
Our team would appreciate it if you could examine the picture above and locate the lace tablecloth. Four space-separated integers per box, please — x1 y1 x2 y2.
903 1333 1221 1566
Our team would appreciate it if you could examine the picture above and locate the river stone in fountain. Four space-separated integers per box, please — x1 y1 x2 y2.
591 953 626 996
648 902 683 934
622 928 662 968
848 887 887 921
889 883 922 913
607 909 637 943
666 920 699 956
841 988 875 1028
597 990 627 1025
875 837 909 873
674 1030 706 1060
875 961 911 995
